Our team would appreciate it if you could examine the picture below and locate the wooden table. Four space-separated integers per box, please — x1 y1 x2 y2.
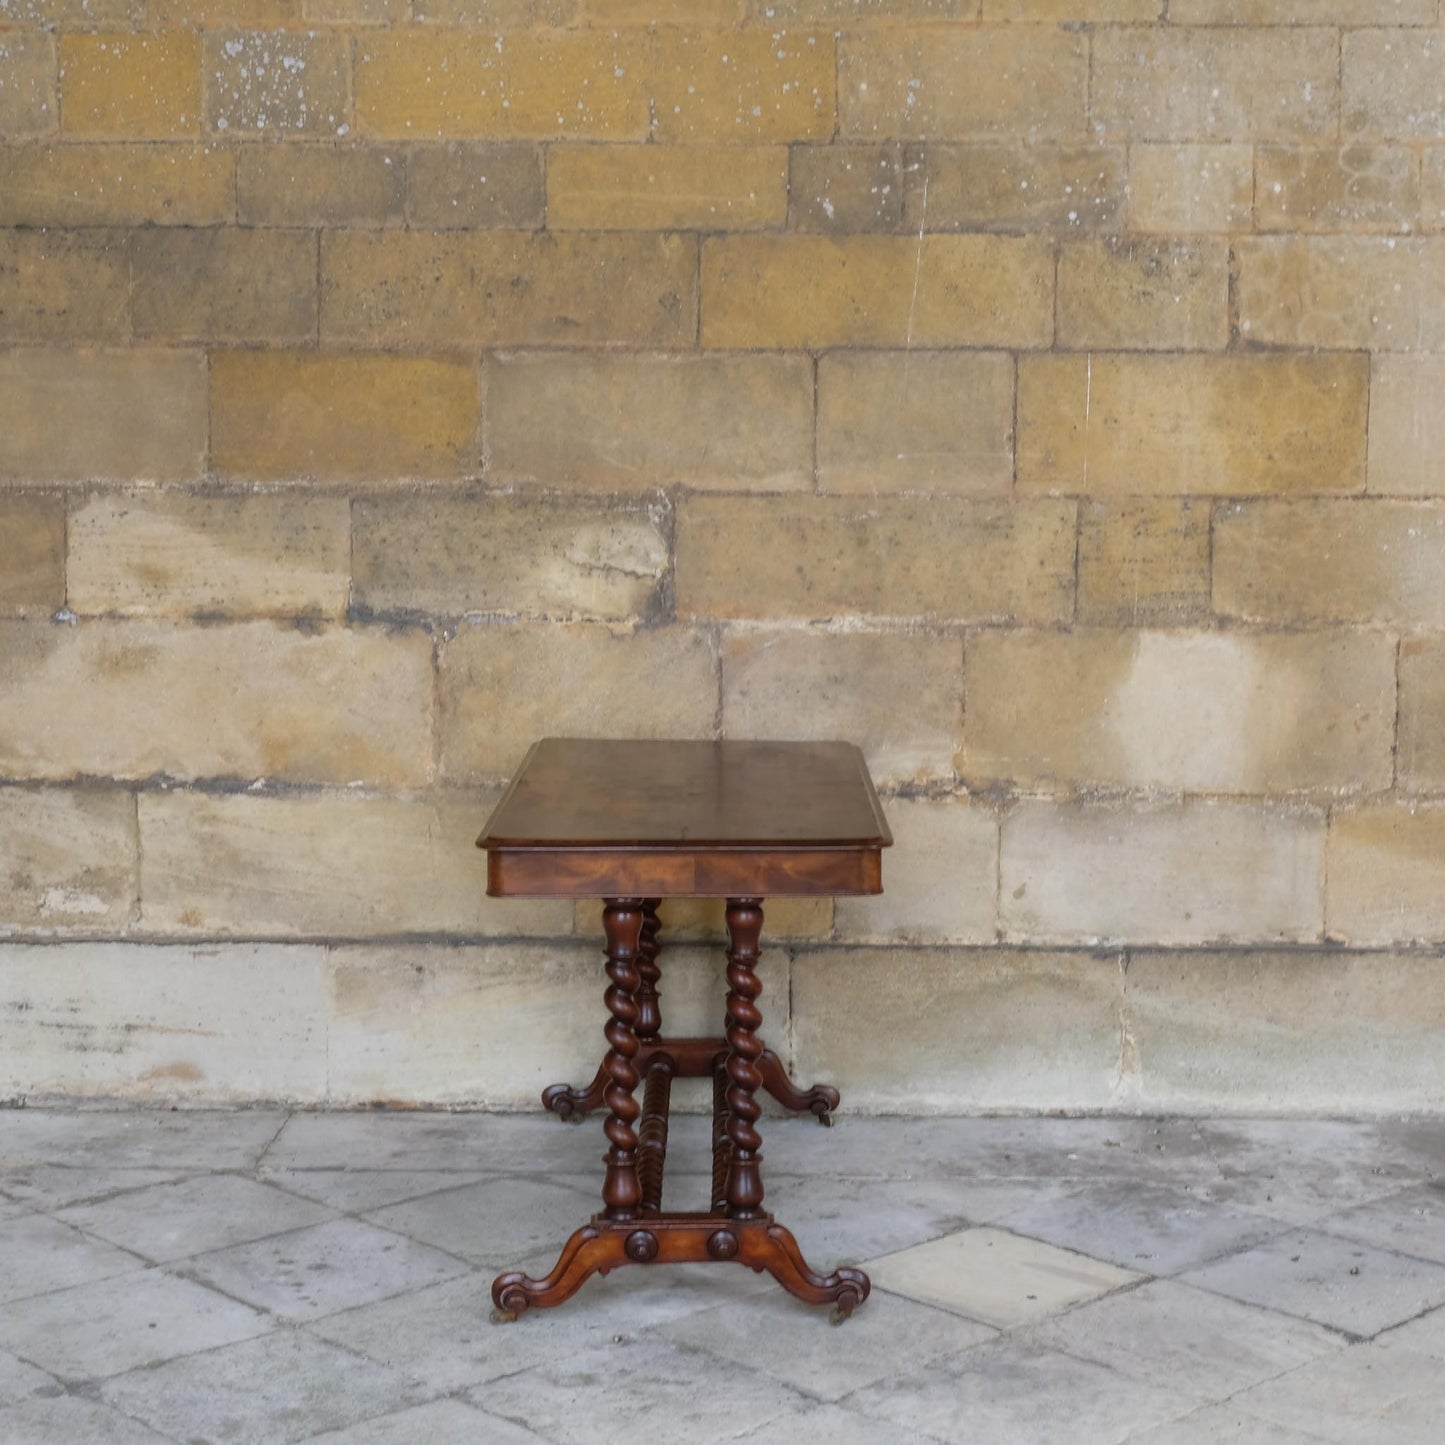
477 738 892 1323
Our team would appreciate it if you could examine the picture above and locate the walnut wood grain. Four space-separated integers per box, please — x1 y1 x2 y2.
478 739 890 899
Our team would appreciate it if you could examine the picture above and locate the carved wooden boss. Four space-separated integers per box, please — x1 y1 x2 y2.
477 738 892 1323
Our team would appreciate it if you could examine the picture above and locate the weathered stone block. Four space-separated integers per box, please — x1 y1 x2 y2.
834 797 998 945
0 788 136 933
130 229 317 344
1184 0 1433 15
139 791 568 937
964 630 1395 795
1058 239 1229 351
987 0 1160 11
328 942 597 1107
1367 356 1445 496
202 30 351 137
1092 28 1337 143
0 495 65 617
60 31 200 137
653 29 834 143
211 350 479 482
905 143 1126 233
816 351 1014 494
405 143 544 229
793 948 1123 1113
548 144 786 231
721 629 962 786
749 0 973 18
0 349 206 483
1077 499 1211 627
677 496 1076 623
1017 353 1368 495
1214 499 1445 626
1001 801 1326 945
789 145 901 233
0 144 233 226
1327 805 1445 945
839 28 1087 141
323 231 697 348
1126 144 1252 233
485 352 811 491
1235 237 1445 349
305 0 407 17
1256 147 1418 234
438 624 717 782
1398 639 1445 792
328 940 787 1107
1128 950 1445 1116
411 0 575 18
68 493 351 620
0 943 328 1102
0 230 129 343
0 0 145 20
592 0 742 19
0 33 54 137
354 30 648 140
0 621 433 785
152 0 305 21
351 493 668 621
1344 29 1445 140
702 235 1054 349
237 144 405 227
1421 150 1445 231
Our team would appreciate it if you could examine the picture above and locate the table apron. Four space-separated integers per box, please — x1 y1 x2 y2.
485 846 883 898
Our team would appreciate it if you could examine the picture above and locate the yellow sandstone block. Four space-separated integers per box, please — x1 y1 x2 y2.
355 30 649 140
61 32 201 138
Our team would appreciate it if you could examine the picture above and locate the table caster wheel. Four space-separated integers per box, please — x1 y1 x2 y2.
490 1306 520 1324
816 1112 834 1128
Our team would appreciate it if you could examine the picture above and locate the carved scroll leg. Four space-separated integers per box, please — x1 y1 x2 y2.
541 1062 608 1124
748 1223 870 1325
601 898 645 1221
491 1226 636 1321
756 1048 841 1127
723 898 765 1220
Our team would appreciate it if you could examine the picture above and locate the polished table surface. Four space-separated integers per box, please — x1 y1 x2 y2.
479 738 893 898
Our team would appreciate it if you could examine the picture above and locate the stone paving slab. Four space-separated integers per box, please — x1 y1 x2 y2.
0 1212 140 1305
0 1108 1442 1444
0 1267 270 1382
1178 1227 1445 1337
1022 1278 1344 1403
180 1217 468 1324
867 1225 1141 1327
57 1173 336 1263
99 1332 433 1445
847 1336 1185 1444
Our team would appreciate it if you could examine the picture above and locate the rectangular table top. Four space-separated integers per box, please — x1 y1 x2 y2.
477 738 892 899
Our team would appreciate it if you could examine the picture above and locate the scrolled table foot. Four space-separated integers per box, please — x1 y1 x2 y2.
756 1048 840 1127
752 1222 871 1317
541 1065 608 1122
490 1225 621 1319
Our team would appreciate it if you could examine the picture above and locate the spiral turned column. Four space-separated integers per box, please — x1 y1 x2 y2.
601 898 645 1220
723 897 765 1219
634 898 663 1045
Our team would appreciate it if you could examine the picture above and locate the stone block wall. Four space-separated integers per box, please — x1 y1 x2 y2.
2 0 1444 1113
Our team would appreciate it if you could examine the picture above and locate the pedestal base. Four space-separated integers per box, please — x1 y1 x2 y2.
491 1215 869 1325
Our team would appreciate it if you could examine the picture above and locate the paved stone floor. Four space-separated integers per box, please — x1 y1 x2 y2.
1 1109 1444 1443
